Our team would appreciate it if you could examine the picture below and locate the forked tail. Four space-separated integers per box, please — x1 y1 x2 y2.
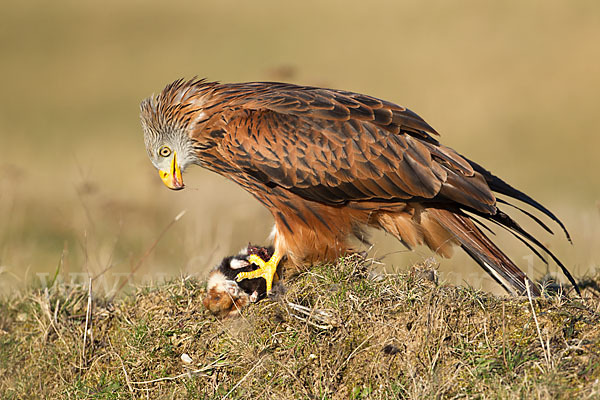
426 208 541 296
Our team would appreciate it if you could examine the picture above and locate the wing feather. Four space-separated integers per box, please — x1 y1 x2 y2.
215 81 567 235
218 83 493 211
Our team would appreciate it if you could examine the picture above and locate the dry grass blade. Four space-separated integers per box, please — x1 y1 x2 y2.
526 280 552 369
110 210 186 299
286 301 340 330
109 337 134 394
221 356 264 400
81 277 93 368
130 355 229 386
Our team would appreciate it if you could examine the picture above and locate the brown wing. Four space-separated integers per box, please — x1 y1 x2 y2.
215 82 578 295
218 83 497 214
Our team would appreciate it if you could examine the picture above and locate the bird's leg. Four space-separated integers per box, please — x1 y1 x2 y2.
235 250 281 293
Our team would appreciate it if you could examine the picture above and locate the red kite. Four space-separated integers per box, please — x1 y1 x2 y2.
141 79 577 300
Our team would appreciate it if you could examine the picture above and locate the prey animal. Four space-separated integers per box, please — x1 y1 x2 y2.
141 78 578 299
203 245 274 318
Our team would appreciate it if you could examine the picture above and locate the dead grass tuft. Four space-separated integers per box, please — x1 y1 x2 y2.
1 256 599 399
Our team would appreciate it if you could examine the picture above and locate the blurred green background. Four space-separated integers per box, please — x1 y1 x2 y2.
1 0 598 295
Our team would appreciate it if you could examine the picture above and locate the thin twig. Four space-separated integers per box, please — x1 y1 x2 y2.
130 355 229 386
333 334 374 378
108 338 134 394
92 221 124 282
502 302 507 369
286 302 340 330
36 289 68 348
526 280 551 368
222 356 264 400
110 210 186 299
81 277 93 368
53 299 60 325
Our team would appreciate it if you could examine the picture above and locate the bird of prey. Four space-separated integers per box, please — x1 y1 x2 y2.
141 78 578 298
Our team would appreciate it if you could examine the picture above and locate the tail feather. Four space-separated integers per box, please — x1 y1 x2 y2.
467 160 572 243
471 209 581 296
426 208 540 296
374 200 578 296
496 198 554 236
484 217 550 265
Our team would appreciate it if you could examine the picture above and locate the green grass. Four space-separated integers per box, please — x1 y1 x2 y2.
1 256 599 399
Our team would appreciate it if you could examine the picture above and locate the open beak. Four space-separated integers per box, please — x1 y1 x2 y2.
158 152 184 190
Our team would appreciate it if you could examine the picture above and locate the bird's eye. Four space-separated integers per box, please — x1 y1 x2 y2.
158 146 172 157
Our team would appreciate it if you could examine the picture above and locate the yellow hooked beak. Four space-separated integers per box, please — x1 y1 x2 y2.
158 151 184 190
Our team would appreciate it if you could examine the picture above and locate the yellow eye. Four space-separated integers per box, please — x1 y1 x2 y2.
158 146 172 157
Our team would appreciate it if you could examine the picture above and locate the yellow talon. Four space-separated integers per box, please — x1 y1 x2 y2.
236 250 281 293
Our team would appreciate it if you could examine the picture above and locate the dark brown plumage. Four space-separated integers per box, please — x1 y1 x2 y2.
141 78 578 297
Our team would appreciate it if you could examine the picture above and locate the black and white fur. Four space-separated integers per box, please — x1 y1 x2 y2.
202 246 272 318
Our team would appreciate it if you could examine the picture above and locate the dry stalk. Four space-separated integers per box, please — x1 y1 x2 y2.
502 302 507 369
110 210 186 299
221 356 264 400
526 280 552 369
109 337 134 394
35 288 67 348
81 276 93 368
129 355 230 386
333 334 374 379
286 301 340 330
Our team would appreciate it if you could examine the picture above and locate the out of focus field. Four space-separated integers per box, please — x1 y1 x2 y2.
0 0 598 295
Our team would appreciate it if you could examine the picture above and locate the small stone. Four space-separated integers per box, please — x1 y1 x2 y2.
181 353 193 364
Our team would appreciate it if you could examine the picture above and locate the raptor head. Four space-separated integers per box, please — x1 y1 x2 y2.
139 79 209 190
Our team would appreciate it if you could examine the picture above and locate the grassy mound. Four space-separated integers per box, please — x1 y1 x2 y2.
1 256 599 399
